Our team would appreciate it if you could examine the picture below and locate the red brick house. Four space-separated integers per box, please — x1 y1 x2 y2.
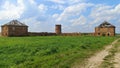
95 21 115 36
1 20 28 37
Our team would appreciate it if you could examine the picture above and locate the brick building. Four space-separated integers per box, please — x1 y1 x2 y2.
95 21 115 36
1 20 28 37
55 24 62 34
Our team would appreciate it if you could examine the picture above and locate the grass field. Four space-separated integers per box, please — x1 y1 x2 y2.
0 36 117 68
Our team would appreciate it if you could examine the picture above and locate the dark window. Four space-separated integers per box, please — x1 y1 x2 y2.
107 33 110 36
98 33 100 35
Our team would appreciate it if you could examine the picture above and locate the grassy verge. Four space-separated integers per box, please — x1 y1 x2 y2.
0 36 117 68
99 39 120 68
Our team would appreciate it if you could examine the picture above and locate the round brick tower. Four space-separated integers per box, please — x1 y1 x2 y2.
55 24 61 34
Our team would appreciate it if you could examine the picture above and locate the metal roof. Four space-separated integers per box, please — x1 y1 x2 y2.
2 20 28 26
97 21 115 28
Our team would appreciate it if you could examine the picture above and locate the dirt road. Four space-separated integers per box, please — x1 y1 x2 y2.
73 38 120 68
113 40 120 68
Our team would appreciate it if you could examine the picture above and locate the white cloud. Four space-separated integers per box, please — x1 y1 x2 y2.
56 3 93 23
52 14 59 19
38 4 48 13
47 0 86 4
0 0 120 33
29 0 36 4
22 17 42 32
50 5 65 10
0 0 25 20
47 0 65 4
53 3 120 32
22 16 54 32
71 15 87 26
89 4 120 24
67 0 86 4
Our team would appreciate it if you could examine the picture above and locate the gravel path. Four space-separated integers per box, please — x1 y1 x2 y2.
73 38 119 68
113 39 120 68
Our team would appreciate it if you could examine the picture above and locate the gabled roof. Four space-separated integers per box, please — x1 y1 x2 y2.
97 21 115 28
2 20 28 27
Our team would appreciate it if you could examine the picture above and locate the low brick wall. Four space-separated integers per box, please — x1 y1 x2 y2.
28 32 56 36
81 33 95 36
26 32 95 36
61 33 81 36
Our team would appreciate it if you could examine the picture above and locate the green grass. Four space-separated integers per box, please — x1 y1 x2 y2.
100 38 120 68
0 36 117 68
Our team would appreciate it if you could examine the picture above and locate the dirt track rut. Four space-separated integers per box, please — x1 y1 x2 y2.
73 38 119 68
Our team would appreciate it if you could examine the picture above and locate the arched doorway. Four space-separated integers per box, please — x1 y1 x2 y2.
107 33 110 36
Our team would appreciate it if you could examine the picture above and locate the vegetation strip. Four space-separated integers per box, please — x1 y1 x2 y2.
73 38 119 68
99 38 120 68
0 36 116 68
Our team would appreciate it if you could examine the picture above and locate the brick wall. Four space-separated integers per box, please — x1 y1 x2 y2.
28 32 56 36
1 25 28 37
61 33 81 36
95 27 115 36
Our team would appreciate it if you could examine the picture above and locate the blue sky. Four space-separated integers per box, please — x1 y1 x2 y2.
0 0 120 33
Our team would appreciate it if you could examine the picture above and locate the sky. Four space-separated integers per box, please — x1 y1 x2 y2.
0 0 120 33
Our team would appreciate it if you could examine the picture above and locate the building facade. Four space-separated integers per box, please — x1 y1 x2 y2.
1 20 28 37
55 24 62 34
95 21 115 36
